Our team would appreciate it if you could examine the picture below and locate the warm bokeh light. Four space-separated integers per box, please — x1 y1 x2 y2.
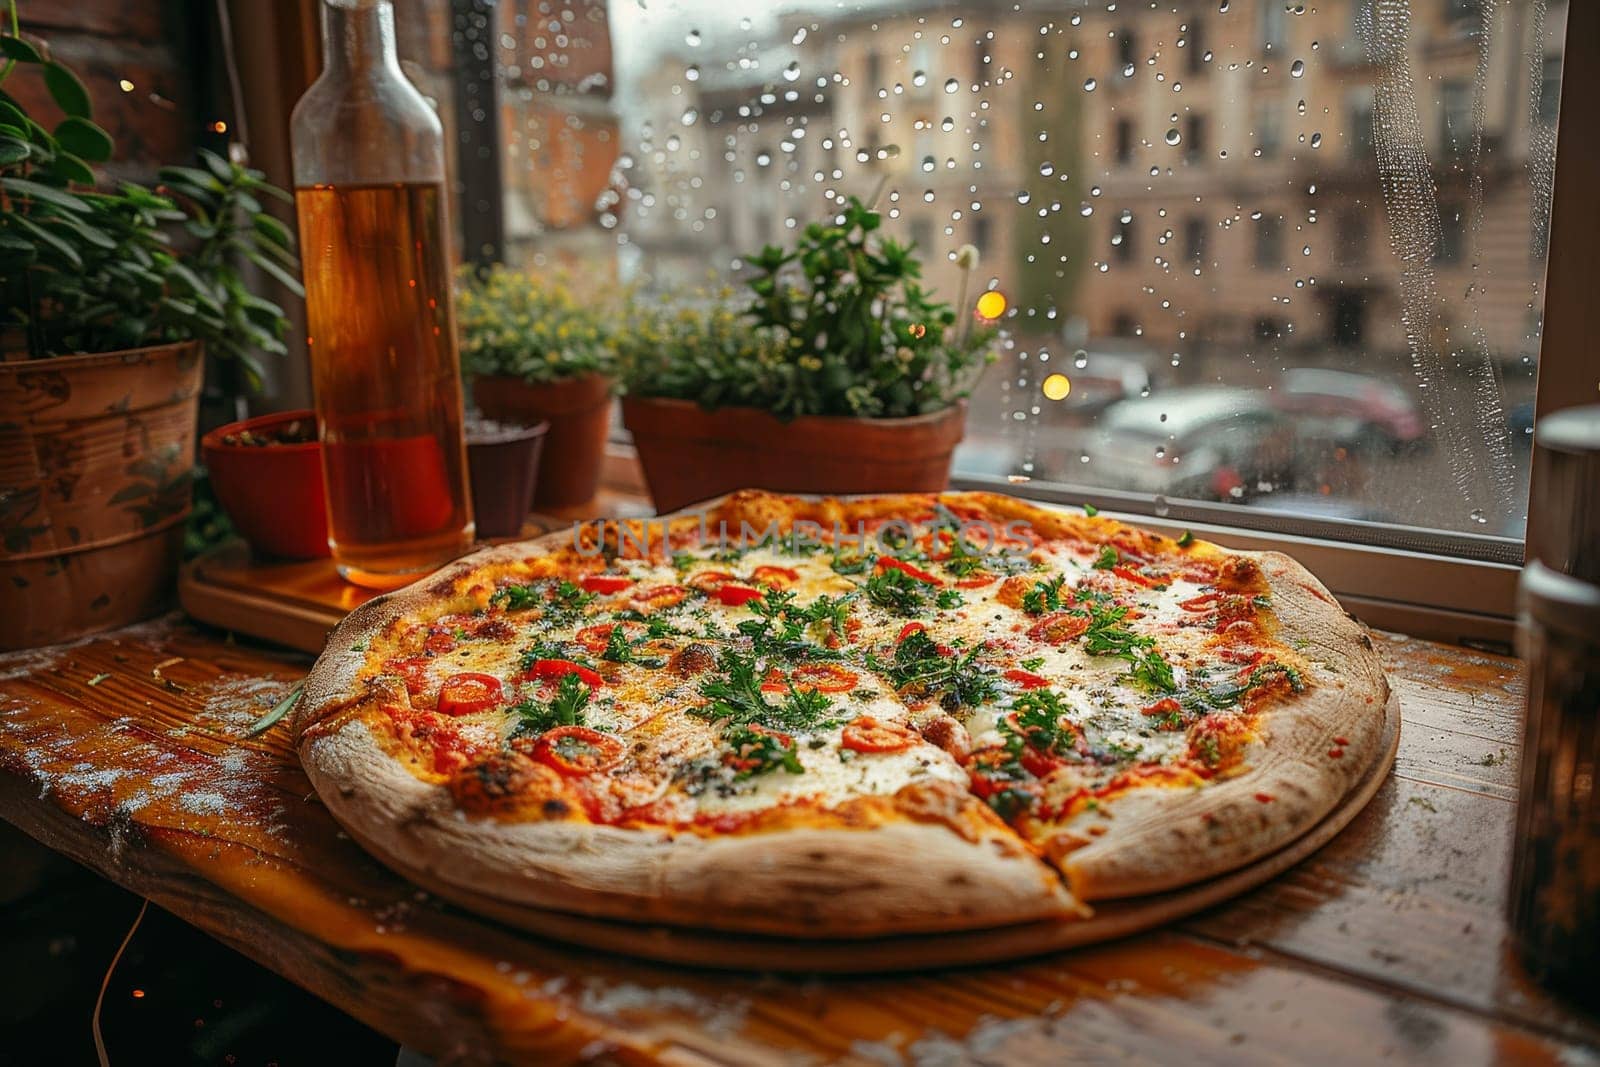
975 290 1006 319
1042 373 1072 401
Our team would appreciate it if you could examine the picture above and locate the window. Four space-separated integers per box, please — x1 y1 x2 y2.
1440 80 1472 156
1347 90 1376 160
1254 98 1281 158
1184 114 1205 162
1113 215 1135 263
1186 18 1205 76
1434 201 1465 265
1258 2 1286 49
1114 118 1134 165
1183 216 1206 264
1537 54 1562 126
398 0 1572 568
1335 209 1369 267
1254 214 1282 270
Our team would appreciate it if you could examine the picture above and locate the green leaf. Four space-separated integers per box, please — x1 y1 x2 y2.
0 136 28 164
48 151 94 185
1 177 91 212
199 148 235 183
53 116 111 162
42 62 91 119
52 210 115 249
158 165 223 193
7 213 82 268
0 36 43 64
245 684 303 738
251 211 292 248
245 248 304 296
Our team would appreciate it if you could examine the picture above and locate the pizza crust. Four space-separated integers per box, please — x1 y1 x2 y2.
297 490 1390 937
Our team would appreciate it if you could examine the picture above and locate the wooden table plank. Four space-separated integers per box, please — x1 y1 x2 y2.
0 618 1594 1064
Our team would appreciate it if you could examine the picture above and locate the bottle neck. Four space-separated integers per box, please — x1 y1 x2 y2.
320 0 403 79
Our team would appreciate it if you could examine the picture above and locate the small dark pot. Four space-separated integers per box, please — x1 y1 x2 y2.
201 410 330 560
467 418 549 539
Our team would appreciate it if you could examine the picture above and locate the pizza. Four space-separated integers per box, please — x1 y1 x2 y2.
296 490 1390 937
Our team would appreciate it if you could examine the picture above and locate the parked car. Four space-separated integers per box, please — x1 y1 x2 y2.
1090 387 1294 501
1042 341 1156 418
1271 368 1426 452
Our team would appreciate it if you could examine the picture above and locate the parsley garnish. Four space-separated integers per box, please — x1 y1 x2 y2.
1000 689 1079 758
1020 575 1066 615
935 587 965 609
510 673 592 736
723 724 805 779
737 590 849 660
696 649 836 733
1083 503 1099 517
863 567 933 615
876 630 1000 709
1092 545 1119 570
1176 531 1195 548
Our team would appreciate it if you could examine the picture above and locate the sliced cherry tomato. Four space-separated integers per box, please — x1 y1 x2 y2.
580 574 634 595
1141 697 1182 718
524 658 604 688
573 621 647 656
1179 592 1220 612
762 662 860 693
530 725 625 776
436 672 504 716
955 574 998 589
687 570 736 593
875 556 943 584
631 584 689 611
1003 668 1052 690
896 622 928 643
715 583 765 607
1113 564 1160 587
841 715 918 754
750 565 800 589
1027 611 1090 645
423 629 457 654
388 655 434 696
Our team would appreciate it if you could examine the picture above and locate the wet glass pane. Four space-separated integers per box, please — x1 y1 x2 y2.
408 0 1566 543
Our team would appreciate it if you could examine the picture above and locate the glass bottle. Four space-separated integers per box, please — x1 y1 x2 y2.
290 0 474 588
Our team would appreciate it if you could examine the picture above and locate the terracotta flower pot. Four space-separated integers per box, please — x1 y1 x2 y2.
620 396 967 514
471 373 613 512
201 410 331 560
0 341 204 650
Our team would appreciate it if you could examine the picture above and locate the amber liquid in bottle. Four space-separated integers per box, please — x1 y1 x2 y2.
295 181 474 588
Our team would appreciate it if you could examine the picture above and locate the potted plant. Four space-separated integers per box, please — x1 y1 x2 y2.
0 28 298 649
456 266 615 513
618 196 1000 513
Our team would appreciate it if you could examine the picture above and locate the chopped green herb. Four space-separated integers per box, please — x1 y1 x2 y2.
1176 530 1195 548
1083 503 1099 517
875 630 1000 710
935 587 965 609
695 649 836 734
1092 545 1120 570
87 672 110 686
1020 575 1067 615
723 724 805 779
999 689 1079 759
863 566 932 616
510 673 592 736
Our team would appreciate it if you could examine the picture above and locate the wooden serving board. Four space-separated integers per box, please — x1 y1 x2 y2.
178 492 658 653
350 693 1401 973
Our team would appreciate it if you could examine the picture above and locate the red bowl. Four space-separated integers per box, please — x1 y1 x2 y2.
201 410 330 560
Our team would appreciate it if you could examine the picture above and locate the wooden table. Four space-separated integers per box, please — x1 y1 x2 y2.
1 616 1595 1064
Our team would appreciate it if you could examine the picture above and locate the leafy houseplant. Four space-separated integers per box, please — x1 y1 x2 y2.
620 196 1001 512
0 17 299 649
457 266 617 512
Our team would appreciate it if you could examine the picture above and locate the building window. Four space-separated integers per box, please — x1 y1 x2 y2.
1254 98 1281 158
1184 114 1205 162
1254 214 1282 270
1440 80 1472 156
1115 118 1134 165
1537 55 1562 127
1113 215 1134 262
1335 209 1369 267
1347 93 1376 160
1435 201 1465 265
1183 216 1206 264
1258 2 1285 49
